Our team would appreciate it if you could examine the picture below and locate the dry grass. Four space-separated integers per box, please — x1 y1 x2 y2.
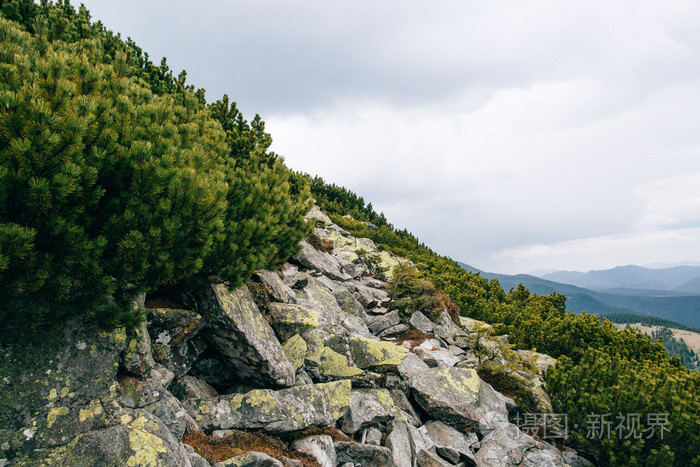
614 323 700 353
183 430 321 466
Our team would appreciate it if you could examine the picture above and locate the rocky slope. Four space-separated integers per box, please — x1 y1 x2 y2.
0 207 592 466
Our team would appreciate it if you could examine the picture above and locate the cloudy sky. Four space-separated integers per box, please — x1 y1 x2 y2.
81 0 700 274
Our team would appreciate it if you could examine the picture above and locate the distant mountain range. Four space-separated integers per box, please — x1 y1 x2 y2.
541 265 700 293
458 263 700 329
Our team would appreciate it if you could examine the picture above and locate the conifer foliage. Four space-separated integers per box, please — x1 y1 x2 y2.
0 3 311 327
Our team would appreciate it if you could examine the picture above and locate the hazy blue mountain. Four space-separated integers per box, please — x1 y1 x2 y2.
458 262 700 328
541 265 700 291
675 275 700 294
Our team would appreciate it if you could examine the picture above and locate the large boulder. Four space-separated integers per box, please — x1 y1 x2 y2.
184 380 351 433
334 442 393 467
268 303 319 341
340 389 402 434
293 240 352 281
254 270 298 304
349 337 409 373
408 367 508 434
474 423 566 466
419 420 477 465
199 284 296 388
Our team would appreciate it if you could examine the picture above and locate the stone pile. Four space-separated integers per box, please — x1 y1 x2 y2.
0 207 592 466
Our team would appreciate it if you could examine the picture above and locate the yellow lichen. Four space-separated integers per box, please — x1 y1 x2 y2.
46 406 69 428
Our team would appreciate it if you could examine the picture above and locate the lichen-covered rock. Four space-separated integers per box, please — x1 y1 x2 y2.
388 389 422 427
378 324 409 338
282 335 308 372
269 303 319 341
171 375 219 401
143 390 194 441
293 240 352 281
306 205 333 225
200 284 295 388
0 321 128 455
459 316 492 334
121 321 156 376
12 410 191 467
299 280 345 328
334 441 393 467
216 451 283 467
477 360 553 414
397 353 430 380
386 421 413 467
317 346 363 381
147 307 207 378
333 289 367 318
184 380 351 433
408 367 508 434
432 311 467 345
291 435 336 467
340 389 402 434
349 337 409 373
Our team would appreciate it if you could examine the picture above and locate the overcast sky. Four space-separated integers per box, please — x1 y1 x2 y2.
80 0 700 274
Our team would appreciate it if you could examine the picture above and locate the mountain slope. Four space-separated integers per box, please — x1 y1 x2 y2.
542 265 700 291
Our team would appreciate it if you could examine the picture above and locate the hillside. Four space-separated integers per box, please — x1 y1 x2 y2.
1 3 699 467
542 265 700 291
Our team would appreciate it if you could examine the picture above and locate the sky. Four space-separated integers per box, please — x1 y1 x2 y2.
80 0 700 275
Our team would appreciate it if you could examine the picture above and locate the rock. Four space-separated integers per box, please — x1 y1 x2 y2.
409 311 435 333
143 390 194 440
121 321 155 376
282 335 307 372
367 310 400 334
354 284 389 309
190 353 239 387
147 307 207 378
397 353 430 380
334 441 393 467
474 423 566 466
389 390 422 426
515 350 557 376
414 346 461 368
291 435 336 467
340 389 401 434
349 336 409 373
306 205 333 225
379 324 409 338
282 265 309 289
279 455 304 467
182 443 212 467
408 367 508 434
293 241 352 281
477 359 553 413
561 448 596 467
458 316 492 334
386 421 413 467
433 311 467 345
0 322 128 454
300 280 346 327
419 421 478 465
184 380 351 433
363 426 383 446
150 363 176 389
171 375 218 402
12 410 191 467
338 257 368 278
216 451 283 467
333 288 367 318
269 303 319 341
200 284 295 388
255 270 297 304
415 449 451 466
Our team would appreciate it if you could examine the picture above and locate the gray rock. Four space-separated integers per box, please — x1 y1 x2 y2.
349 336 409 373
474 423 566 466
410 311 435 333
397 353 430 380
334 288 367 318
147 307 207 378
379 324 409 339
340 388 401 434
279 455 304 467
184 380 351 433
408 367 508 434
255 270 297 304
291 435 336 467
386 421 414 467
300 279 346 327
338 257 368 278
354 284 389 309
419 421 478 465
143 390 194 440
200 284 296 388
390 389 422 426
182 443 213 467
282 334 307 372
416 449 451 466
561 449 596 467
293 240 352 281
171 375 218 401
306 205 333 225
363 427 383 446
433 311 467 345
414 347 461 368
216 451 283 466
335 442 393 467
367 309 400 334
